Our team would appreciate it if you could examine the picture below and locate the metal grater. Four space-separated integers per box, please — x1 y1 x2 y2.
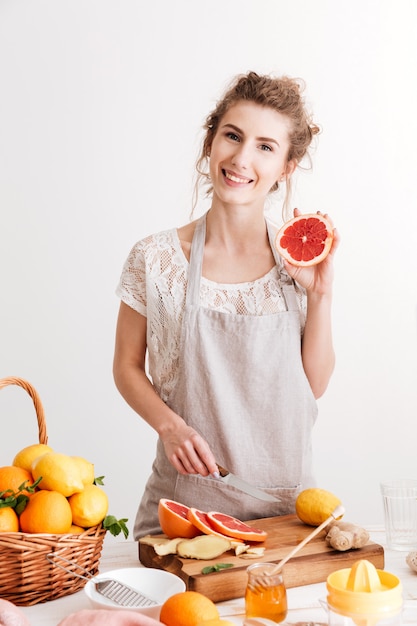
47 553 158 608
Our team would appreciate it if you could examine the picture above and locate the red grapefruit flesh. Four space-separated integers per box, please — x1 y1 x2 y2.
158 498 202 539
275 213 334 267
206 511 267 542
187 507 242 541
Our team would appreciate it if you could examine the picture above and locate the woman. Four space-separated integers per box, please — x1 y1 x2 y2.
113 71 340 539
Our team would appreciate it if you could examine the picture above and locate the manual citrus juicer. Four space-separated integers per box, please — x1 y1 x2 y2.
324 559 403 626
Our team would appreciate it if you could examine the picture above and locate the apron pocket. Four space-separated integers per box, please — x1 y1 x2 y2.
174 474 301 521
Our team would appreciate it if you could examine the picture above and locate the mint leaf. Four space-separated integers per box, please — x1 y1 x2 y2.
103 515 129 539
201 563 234 574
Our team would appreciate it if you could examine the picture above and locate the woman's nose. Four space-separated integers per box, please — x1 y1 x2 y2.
231 143 250 169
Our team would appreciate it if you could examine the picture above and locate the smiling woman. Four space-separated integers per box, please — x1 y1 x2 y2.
113 71 340 540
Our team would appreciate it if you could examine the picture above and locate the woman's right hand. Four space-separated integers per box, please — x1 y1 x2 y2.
159 419 218 477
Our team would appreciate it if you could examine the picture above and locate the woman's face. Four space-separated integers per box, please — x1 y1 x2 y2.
209 101 296 209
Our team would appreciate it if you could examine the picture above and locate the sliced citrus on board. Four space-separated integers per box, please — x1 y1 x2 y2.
275 213 334 266
206 511 267 542
187 507 239 540
158 498 202 539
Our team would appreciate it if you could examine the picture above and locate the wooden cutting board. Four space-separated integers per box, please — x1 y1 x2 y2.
139 514 384 603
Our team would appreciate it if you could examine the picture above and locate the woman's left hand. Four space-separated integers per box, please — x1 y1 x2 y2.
283 209 340 295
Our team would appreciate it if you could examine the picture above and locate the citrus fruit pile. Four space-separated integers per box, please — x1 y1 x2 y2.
158 498 267 542
275 212 334 266
0 443 128 537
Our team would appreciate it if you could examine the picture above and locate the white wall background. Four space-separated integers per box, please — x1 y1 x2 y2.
1 0 417 541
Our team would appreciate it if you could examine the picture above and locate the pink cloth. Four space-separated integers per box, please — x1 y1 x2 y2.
0 599 31 626
57 609 163 626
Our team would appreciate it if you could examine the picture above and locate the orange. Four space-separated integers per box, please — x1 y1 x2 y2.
159 591 219 626
0 466 34 497
19 490 72 534
187 507 238 540
295 487 343 526
275 213 334 267
13 443 54 472
69 524 85 534
0 507 19 532
206 511 267 542
68 484 108 527
158 499 201 539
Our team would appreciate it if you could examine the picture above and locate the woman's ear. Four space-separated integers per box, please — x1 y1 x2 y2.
281 159 297 180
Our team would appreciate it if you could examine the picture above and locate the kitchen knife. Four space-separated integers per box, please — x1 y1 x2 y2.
215 464 281 503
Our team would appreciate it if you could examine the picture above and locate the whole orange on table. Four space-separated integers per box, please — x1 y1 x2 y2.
159 591 219 626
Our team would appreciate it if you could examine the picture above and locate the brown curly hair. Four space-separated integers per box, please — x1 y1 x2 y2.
193 71 320 218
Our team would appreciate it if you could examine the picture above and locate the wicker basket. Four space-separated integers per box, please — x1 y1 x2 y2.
0 376 106 606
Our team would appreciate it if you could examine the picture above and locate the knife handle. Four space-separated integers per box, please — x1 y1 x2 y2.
216 464 229 478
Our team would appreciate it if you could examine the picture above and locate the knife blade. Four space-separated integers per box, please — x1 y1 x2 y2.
215 464 281 503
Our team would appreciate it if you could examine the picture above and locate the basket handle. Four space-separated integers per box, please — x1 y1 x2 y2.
0 377 48 444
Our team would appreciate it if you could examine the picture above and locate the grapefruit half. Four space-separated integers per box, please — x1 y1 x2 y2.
275 213 334 267
158 498 202 539
206 511 267 543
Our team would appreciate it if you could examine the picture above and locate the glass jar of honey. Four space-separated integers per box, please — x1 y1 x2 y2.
245 562 288 624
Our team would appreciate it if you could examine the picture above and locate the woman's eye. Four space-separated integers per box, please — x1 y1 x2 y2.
226 132 240 141
260 144 272 152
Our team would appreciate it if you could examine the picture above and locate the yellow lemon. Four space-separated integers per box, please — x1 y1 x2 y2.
13 443 54 472
31 452 84 497
68 484 109 527
295 488 343 526
71 456 95 486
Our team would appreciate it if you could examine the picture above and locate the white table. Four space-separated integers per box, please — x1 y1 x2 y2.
18 528 417 625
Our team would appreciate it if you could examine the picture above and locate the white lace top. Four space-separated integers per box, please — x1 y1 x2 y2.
116 225 306 402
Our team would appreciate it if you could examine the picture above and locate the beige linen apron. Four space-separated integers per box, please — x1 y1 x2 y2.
134 212 318 539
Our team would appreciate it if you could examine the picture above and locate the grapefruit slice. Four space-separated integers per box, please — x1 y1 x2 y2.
206 511 267 543
275 213 334 267
187 507 242 540
158 498 202 539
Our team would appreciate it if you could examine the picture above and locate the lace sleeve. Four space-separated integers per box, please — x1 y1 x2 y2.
115 239 148 317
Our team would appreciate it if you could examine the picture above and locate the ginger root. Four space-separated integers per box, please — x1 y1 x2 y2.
325 521 369 551
176 534 232 559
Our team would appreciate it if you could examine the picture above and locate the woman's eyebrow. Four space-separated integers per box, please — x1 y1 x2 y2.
221 123 280 147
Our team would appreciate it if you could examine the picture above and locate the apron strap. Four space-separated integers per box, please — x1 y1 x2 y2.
186 212 206 307
186 211 300 312
267 220 300 313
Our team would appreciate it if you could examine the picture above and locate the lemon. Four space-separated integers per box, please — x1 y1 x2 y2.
12 443 54 472
31 452 84 497
71 456 95 486
295 488 343 526
68 484 109 527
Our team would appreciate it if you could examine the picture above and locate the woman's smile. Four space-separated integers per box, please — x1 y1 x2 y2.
222 168 254 185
